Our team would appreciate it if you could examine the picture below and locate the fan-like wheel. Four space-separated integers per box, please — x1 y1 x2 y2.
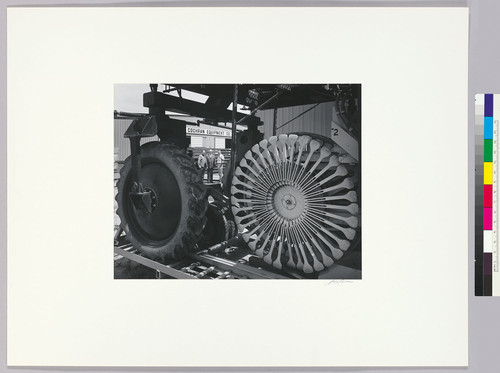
230 134 359 273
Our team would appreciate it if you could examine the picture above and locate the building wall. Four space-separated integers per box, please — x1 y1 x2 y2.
114 118 159 162
257 102 335 139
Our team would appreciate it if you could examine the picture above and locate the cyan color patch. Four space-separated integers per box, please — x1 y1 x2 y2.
485 116 493 139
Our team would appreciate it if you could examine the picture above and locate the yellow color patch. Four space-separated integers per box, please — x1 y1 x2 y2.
485 162 493 185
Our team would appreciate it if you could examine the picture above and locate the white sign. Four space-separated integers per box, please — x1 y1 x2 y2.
186 125 232 138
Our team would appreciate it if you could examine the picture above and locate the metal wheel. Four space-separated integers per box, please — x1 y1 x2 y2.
116 142 207 261
210 200 238 239
230 134 359 273
198 203 233 249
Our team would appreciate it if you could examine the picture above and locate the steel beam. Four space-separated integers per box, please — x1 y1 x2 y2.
143 91 250 124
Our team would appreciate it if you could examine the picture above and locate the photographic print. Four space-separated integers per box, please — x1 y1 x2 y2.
7 7 468 367
114 84 361 279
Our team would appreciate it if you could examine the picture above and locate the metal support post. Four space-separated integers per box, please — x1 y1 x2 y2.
272 108 278 136
129 137 142 184
230 84 239 176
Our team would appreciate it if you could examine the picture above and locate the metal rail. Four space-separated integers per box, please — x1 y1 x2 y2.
114 246 196 279
189 253 289 279
114 243 290 279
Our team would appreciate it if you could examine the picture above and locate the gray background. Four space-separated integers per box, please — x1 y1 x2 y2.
0 0 497 372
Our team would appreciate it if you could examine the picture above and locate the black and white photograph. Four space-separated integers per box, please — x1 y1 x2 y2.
114 84 361 279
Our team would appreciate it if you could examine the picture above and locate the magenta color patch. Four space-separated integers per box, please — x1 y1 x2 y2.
484 208 493 230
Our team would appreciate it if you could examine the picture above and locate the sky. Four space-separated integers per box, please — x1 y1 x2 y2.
114 84 152 114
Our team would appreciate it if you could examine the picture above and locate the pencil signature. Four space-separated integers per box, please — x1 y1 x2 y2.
325 279 355 286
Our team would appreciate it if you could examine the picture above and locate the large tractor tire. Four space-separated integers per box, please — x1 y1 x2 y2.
116 142 207 261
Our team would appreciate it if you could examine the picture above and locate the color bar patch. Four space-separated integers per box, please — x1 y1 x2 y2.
485 208 493 230
485 184 492 207
485 94 493 117
484 253 493 296
484 230 493 253
485 162 493 184
485 253 493 275
485 139 493 162
485 117 494 139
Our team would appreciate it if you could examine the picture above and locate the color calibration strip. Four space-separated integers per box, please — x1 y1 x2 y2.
476 94 500 296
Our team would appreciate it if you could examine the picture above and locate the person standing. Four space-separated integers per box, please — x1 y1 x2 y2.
207 150 215 183
197 150 207 181
216 151 225 182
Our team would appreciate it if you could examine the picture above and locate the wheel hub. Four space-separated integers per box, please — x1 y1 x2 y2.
143 187 158 212
272 184 305 221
